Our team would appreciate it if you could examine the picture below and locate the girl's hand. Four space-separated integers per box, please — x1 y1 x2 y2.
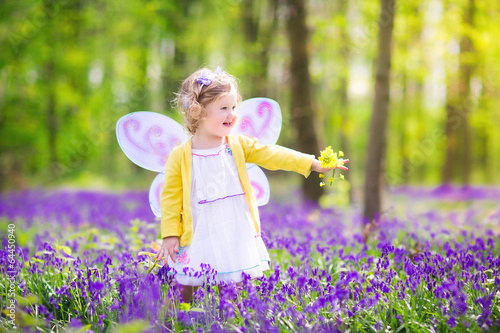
155 236 180 264
311 159 349 173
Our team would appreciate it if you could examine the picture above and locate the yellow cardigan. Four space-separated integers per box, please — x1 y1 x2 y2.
160 134 315 246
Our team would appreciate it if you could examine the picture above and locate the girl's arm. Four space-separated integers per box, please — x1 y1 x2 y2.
239 135 313 177
156 236 179 263
159 148 184 244
239 135 347 177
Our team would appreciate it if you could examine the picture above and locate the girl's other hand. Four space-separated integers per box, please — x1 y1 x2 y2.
155 236 180 263
311 159 349 173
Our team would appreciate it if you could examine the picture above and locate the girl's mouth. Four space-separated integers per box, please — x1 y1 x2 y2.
223 121 233 127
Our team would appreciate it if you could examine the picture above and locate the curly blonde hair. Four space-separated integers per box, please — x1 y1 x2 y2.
174 67 242 135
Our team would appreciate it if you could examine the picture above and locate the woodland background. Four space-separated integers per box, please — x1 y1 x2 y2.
1 0 499 213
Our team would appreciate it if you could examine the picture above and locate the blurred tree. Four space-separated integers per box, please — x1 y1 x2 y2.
45 58 58 171
443 0 475 184
241 0 279 97
363 0 396 222
286 0 324 202
337 1 353 204
160 1 191 109
388 0 425 186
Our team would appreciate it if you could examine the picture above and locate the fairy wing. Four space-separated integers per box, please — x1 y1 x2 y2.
230 98 282 206
116 111 188 172
246 164 270 206
232 98 282 145
149 172 164 217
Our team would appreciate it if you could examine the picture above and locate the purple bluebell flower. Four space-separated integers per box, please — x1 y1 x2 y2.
447 317 457 328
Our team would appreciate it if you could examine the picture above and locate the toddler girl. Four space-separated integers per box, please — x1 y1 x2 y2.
155 67 348 302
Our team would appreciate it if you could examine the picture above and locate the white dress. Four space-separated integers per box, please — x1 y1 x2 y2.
166 143 270 286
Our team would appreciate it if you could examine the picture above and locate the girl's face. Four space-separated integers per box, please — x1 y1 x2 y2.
197 88 238 142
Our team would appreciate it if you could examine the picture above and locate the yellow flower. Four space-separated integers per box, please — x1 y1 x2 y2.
318 146 334 168
317 146 348 187
318 146 345 169
340 174 344 180
180 303 191 311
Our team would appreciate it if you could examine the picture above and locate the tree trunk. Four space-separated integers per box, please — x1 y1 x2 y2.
103 37 117 177
286 0 323 202
46 59 58 171
477 74 490 183
41 0 59 178
460 0 474 185
242 0 279 97
442 0 475 185
162 2 190 110
399 70 409 184
337 0 353 204
363 0 396 222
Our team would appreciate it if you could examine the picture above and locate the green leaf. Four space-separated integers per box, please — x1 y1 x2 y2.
16 294 39 306
109 320 151 333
